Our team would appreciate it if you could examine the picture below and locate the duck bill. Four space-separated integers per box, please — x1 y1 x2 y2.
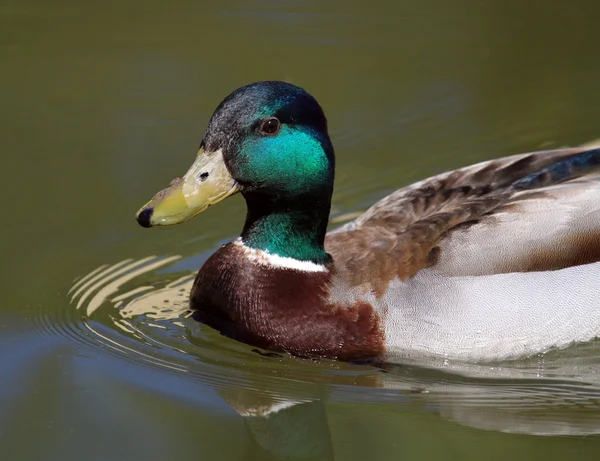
136 148 239 227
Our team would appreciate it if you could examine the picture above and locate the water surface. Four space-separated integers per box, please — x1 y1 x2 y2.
3 0 600 459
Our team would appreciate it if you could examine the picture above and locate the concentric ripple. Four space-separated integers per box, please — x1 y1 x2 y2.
43 251 600 436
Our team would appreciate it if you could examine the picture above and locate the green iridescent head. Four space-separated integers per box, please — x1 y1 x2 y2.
203 81 334 199
136 81 335 263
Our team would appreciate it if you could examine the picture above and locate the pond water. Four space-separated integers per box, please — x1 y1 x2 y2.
3 0 600 459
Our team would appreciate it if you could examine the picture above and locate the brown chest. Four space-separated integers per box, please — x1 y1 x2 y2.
189 243 385 361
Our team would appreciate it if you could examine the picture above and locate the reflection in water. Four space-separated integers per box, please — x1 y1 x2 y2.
223 391 334 461
62 255 600 442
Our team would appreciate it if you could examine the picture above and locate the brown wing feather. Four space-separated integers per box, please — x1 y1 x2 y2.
326 147 600 295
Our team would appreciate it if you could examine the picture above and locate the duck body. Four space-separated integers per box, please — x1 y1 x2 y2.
137 81 600 363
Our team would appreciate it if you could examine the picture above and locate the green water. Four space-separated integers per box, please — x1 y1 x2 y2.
4 0 600 459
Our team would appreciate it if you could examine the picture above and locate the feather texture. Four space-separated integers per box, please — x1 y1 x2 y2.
323 147 600 360
328 147 600 281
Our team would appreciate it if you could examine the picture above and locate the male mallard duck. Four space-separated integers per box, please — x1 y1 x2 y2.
136 81 600 363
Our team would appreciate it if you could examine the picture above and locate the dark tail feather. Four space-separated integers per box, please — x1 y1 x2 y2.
512 147 600 191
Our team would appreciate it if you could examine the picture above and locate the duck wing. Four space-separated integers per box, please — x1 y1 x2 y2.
326 147 600 294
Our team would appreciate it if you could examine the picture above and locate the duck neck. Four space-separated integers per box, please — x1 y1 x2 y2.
240 192 332 265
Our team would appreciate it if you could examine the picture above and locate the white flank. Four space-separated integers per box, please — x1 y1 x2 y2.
330 262 600 362
233 238 327 272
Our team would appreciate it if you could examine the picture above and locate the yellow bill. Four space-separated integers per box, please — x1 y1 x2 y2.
136 148 239 227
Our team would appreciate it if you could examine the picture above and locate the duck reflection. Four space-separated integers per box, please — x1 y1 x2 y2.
221 388 334 461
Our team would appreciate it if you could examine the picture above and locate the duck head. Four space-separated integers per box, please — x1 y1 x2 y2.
136 81 335 263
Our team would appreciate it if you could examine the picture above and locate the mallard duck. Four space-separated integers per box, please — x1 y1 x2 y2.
136 81 600 363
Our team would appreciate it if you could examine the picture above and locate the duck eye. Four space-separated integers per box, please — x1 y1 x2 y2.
259 117 280 136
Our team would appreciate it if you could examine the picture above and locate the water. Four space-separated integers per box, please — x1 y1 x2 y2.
3 0 600 459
